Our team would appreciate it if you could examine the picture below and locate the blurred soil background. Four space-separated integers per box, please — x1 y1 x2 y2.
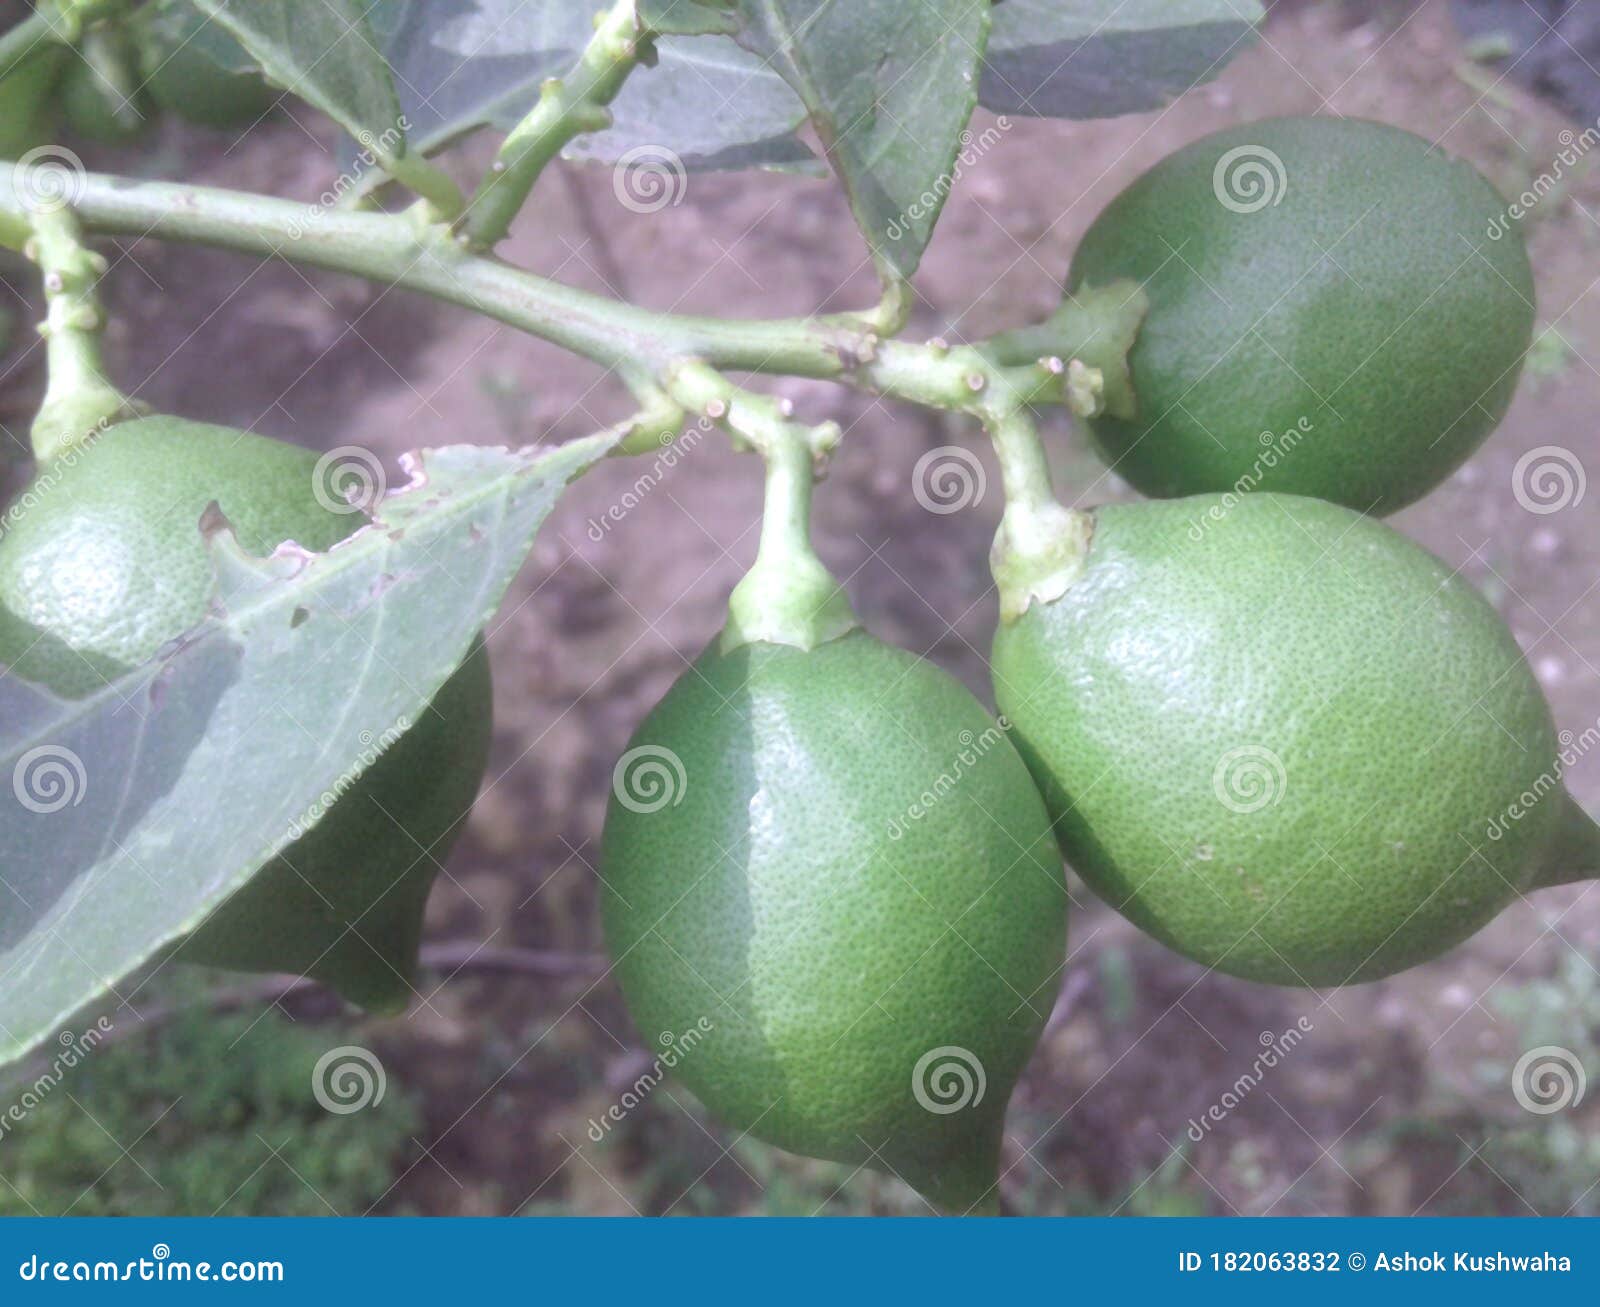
2 0 1598 1215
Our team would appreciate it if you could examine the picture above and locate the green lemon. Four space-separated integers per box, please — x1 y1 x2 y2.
1068 117 1534 515
136 14 276 129
58 42 148 145
0 44 67 159
601 630 1065 1212
991 493 1598 988
0 416 492 1010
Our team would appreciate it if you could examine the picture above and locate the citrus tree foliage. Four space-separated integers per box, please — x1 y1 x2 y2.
0 0 1262 1068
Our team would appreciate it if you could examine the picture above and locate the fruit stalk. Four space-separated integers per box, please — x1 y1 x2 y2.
667 362 858 651
460 0 650 250
978 281 1148 420
24 205 141 461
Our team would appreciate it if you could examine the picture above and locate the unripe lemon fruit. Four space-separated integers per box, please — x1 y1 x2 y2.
0 416 492 1010
991 493 1596 987
601 630 1065 1212
1069 117 1534 515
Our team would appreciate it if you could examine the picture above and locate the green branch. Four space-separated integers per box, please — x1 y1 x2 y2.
460 0 650 250
0 165 894 379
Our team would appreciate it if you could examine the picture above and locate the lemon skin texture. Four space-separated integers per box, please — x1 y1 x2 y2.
601 631 1065 1212
0 416 492 1010
1069 117 1534 515
991 494 1562 988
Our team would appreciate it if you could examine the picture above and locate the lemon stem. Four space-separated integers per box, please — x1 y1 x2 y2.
666 362 857 652
978 279 1149 421
25 205 141 461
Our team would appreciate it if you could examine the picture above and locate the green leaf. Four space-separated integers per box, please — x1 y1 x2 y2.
188 0 408 154
137 0 257 74
981 0 1262 119
357 0 811 176
639 0 740 37
0 434 614 1070
733 0 992 283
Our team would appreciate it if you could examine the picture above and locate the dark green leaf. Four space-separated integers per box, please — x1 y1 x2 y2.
981 0 1262 119
639 0 740 37
137 0 257 74
358 0 810 176
734 0 992 282
189 0 408 154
